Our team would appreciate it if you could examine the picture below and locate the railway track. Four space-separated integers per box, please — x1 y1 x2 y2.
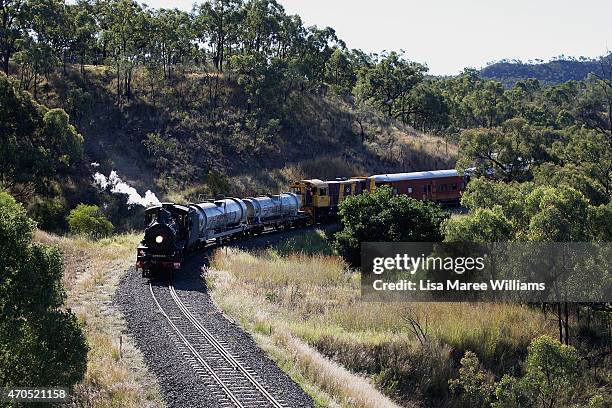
149 283 286 408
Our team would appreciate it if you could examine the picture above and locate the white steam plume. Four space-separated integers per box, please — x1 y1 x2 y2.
93 170 161 208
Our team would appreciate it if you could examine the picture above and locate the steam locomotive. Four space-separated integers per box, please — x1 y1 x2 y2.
136 169 469 276
136 194 307 276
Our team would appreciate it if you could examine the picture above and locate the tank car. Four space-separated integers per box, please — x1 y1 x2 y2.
188 198 248 241
243 193 300 222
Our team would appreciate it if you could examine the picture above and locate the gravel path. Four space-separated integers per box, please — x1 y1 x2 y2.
115 227 333 408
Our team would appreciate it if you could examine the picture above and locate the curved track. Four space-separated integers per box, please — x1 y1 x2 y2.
149 282 285 408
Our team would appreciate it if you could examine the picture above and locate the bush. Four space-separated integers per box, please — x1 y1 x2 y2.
67 204 114 238
28 196 68 232
449 351 494 407
0 190 88 389
450 337 581 408
334 186 449 264
493 335 580 408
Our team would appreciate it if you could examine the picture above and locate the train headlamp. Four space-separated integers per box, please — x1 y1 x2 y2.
155 235 164 244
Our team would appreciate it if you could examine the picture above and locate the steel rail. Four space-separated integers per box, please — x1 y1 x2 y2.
149 283 245 408
169 284 284 408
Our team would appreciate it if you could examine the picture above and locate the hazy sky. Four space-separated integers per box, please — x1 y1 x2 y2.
140 0 612 75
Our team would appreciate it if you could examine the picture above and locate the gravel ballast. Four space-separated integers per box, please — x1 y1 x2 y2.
115 228 324 408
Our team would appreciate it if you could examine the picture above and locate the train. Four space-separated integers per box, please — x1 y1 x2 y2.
136 168 469 276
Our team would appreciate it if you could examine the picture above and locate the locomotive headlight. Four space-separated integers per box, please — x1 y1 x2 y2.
155 235 164 243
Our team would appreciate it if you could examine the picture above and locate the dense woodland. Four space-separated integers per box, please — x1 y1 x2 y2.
1 0 611 406
480 56 607 87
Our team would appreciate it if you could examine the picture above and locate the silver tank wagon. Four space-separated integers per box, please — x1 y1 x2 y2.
188 198 247 237
243 193 300 222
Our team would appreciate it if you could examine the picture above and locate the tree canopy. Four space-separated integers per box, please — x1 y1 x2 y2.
0 72 83 198
0 189 88 388
335 186 448 265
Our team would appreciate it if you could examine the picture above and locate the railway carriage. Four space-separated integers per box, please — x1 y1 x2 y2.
367 169 467 205
292 169 468 221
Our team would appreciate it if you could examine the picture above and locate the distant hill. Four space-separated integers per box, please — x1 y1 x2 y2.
479 56 608 86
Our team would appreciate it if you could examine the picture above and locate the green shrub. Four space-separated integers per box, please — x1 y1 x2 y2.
0 190 88 389
28 196 68 232
449 351 494 407
522 335 580 407
452 336 581 408
494 335 580 408
67 204 114 238
334 186 449 264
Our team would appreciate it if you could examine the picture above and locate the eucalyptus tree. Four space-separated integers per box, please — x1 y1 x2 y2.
0 0 27 74
325 47 354 93
464 79 510 128
149 8 195 78
101 0 151 101
193 0 243 72
23 0 74 83
71 0 98 75
353 51 427 122
575 56 612 146
240 0 284 55
457 118 557 182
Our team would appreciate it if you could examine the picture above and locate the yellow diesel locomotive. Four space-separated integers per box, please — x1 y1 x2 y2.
290 177 369 221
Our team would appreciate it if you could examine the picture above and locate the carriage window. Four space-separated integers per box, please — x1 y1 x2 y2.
319 188 327 195
392 187 399 194
291 187 301 194
422 185 427 192
407 187 413 193
451 183 457 190
427 185 432 192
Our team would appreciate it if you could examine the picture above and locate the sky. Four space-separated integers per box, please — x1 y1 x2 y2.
139 0 612 75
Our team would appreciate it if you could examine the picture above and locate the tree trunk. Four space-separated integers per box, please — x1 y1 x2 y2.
33 70 38 100
564 302 570 345
2 50 10 74
557 303 563 343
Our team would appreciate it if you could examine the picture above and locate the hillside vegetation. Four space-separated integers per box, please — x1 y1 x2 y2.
2 0 611 234
1 0 456 219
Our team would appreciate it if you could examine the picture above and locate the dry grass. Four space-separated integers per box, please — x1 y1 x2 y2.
274 331 402 408
35 230 163 408
207 235 557 406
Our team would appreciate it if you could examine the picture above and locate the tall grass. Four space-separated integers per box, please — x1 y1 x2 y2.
208 231 556 406
35 230 162 407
